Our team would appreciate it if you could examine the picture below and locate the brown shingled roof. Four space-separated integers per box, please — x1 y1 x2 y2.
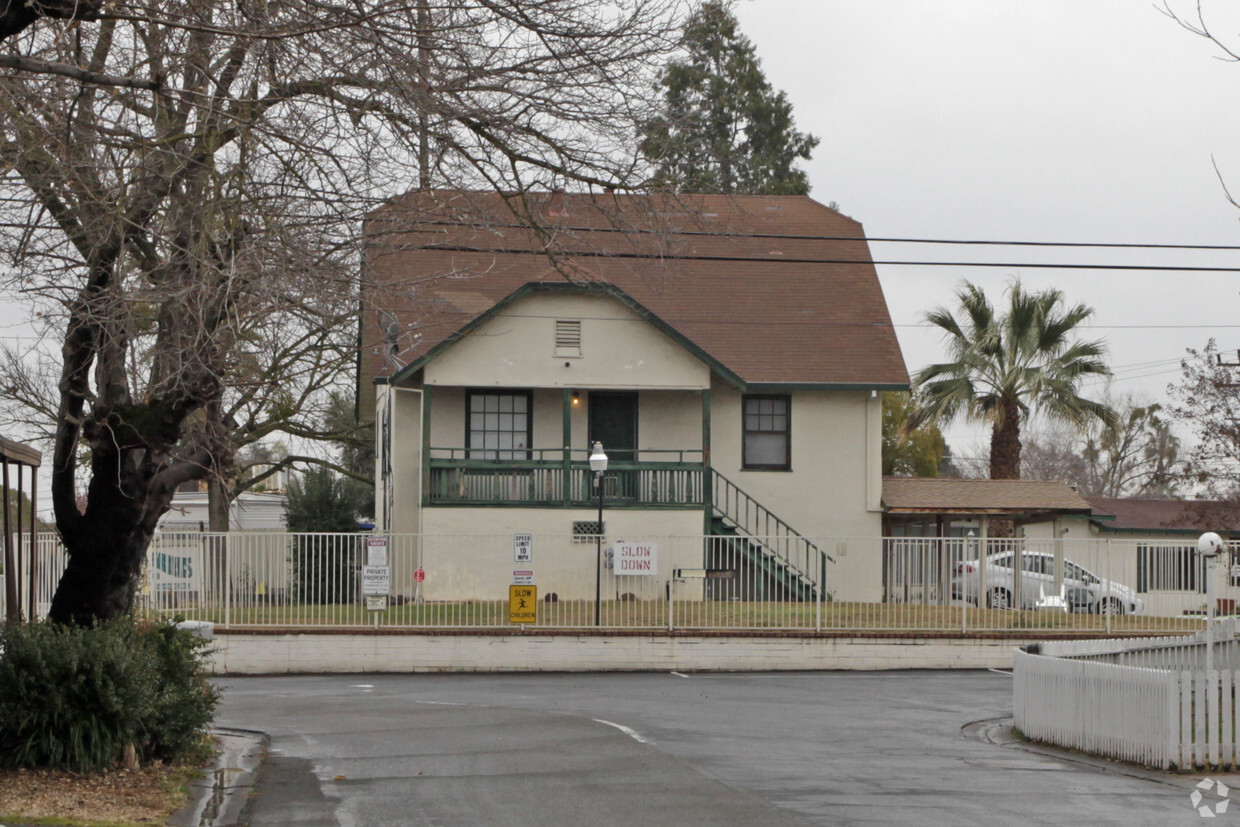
1085 497 1240 534
361 190 908 391
882 477 1093 515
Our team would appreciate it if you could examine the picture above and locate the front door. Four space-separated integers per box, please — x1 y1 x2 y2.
588 392 637 462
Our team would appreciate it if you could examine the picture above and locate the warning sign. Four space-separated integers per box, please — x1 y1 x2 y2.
366 535 389 566
509 585 537 623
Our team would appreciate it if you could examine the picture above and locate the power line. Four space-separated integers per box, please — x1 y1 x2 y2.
407 219 1240 251
398 242 1240 271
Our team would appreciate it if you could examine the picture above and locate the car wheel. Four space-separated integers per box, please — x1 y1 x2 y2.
1096 597 1125 616
988 587 1012 610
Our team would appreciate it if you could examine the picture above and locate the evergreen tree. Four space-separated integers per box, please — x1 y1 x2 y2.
882 392 945 477
640 1 819 195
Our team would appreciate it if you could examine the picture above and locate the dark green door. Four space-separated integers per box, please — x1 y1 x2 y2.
588 392 637 461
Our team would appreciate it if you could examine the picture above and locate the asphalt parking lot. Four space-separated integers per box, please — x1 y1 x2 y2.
216 669 1227 825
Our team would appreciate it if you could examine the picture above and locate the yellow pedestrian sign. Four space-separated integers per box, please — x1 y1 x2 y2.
509 585 537 624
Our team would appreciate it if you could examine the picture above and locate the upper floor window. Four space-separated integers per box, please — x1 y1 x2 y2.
467 391 532 460
743 395 790 470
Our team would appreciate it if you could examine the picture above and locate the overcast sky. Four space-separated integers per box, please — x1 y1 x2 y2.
734 0 1240 457
5 0 1240 495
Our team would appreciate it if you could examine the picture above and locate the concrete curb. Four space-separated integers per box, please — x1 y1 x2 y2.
964 716 1240 793
168 727 268 827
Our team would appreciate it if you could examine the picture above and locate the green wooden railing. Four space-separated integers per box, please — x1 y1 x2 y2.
427 448 704 508
711 471 832 601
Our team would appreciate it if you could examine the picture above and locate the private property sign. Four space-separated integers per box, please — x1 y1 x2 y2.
614 542 657 575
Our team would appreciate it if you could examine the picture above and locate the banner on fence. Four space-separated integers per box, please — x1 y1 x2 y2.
149 536 202 595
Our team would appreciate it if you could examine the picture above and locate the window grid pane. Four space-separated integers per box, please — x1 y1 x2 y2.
743 395 790 469
467 391 531 460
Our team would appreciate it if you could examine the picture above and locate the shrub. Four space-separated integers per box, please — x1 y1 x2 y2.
0 618 219 772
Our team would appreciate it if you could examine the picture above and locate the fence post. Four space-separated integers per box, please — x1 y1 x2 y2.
1105 538 1112 636
224 533 232 630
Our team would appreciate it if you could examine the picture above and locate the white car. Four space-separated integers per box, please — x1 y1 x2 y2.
953 551 1144 615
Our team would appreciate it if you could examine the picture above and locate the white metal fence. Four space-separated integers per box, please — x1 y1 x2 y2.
1014 632 1240 770
3 532 1229 634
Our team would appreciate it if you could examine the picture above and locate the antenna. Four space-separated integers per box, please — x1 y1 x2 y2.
379 310 408 369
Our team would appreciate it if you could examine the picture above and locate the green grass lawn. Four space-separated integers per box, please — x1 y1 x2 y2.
141 598 1206 634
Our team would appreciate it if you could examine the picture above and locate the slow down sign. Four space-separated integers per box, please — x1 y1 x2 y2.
613 542 657 575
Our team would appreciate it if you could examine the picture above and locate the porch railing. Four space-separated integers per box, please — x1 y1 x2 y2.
427 447 704 507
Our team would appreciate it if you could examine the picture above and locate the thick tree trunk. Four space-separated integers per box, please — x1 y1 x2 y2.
208 478 230 532
47 524 152 625
47 459 164 625
987 399 1023 539
989 400 1022 480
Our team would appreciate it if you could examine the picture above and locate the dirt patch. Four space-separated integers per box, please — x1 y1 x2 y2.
0 763 200 826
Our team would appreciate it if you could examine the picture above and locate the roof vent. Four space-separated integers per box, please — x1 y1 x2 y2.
555 320 582 358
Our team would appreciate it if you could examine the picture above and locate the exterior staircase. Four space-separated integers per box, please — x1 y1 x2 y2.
710 471 833 602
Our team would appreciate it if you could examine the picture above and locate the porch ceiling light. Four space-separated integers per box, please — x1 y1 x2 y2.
590 442 608 473
572 389 581 406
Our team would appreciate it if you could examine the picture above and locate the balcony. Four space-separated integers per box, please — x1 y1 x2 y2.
427 448 704 508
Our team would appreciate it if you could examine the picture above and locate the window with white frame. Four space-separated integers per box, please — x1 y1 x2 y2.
467 391 532 460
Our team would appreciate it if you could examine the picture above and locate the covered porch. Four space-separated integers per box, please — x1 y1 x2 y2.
418 385 714 513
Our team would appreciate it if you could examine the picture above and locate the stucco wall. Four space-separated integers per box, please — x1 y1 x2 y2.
424 292 710 390
208 632 1024 674
419 508 703 600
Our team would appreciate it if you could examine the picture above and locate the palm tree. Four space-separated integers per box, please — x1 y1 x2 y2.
909 280 1114 480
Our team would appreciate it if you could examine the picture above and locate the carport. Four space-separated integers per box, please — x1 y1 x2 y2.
2 435 42 622
880 477 1095 607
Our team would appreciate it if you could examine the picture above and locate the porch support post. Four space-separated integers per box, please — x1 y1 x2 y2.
28 466 37 620
562 388 573 506
421 385 433 505
2 457 17 622
702 388 712 535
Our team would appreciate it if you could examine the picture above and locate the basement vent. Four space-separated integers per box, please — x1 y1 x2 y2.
573 520 604 541
555 320 582 358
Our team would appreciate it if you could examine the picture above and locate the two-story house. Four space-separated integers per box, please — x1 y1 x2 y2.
360 190 908 603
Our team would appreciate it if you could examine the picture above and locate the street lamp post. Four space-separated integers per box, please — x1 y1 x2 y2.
590 442 608 627
1200 532 1226 679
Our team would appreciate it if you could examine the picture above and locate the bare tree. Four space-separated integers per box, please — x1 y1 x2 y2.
0 0 683 624
1168 341 1240 498
1022 394 1180 497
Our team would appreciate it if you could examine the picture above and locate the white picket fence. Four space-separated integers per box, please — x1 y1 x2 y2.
1014 633 1240 770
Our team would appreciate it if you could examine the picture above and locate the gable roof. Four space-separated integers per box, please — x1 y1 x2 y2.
361 190 908 392
882 477 1093 516
1085 497 1240 536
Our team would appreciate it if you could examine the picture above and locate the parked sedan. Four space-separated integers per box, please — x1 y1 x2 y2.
952 551 1144 614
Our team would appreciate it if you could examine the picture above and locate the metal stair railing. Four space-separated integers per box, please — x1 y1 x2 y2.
711 471 833 600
